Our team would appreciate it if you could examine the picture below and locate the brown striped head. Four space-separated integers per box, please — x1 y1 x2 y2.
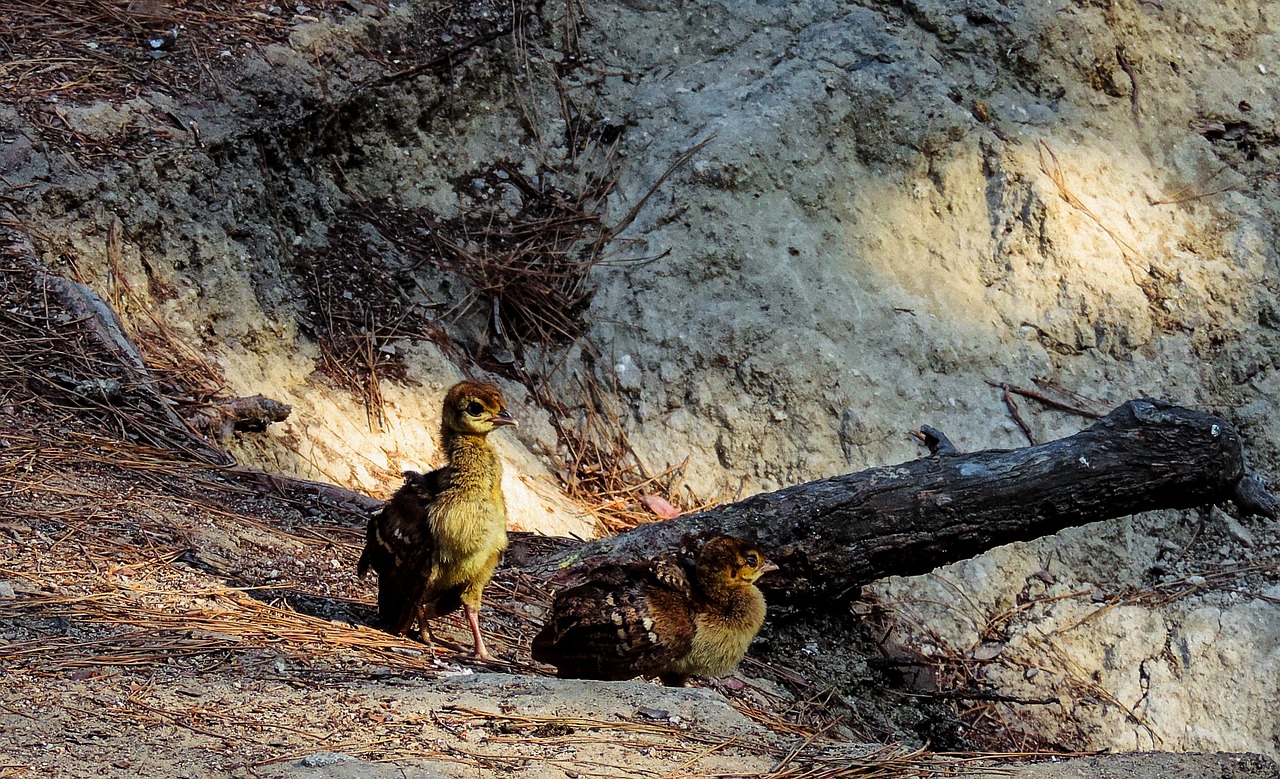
695 536 776 587
442 381 518 436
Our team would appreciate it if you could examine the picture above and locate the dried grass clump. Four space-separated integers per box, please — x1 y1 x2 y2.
340 155 690 531
354 129 704 355
295 219 448 428
533 373 699 534
0 223 227 461
347 134 706 530
358 158 618 350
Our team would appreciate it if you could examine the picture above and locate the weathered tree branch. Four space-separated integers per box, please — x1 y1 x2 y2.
185 394 293 442
546 399 1275 600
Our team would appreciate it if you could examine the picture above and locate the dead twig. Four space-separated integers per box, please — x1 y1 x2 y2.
1147 164 1236 205
914 690 1059 706
607 135 713 240
1115 45 1141 125
988 382 1035 445
1037 141 1144 262
984 380 1104 420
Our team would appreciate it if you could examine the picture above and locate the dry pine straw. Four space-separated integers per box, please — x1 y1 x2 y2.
0 446 1047 772
0 432 1021 778
0 0 522 165
536 372 706 535
0 0 409 104
0 0 353 163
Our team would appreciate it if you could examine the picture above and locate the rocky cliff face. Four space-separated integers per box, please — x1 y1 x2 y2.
567 0 1280 755
4 0 1278 760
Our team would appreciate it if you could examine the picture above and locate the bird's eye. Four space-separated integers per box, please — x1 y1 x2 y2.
466 401 484 416
746 552 760 567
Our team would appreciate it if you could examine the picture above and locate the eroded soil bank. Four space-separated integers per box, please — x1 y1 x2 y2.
2 0 1279 772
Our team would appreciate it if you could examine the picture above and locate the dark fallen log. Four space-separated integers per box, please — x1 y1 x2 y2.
543 399 1276 600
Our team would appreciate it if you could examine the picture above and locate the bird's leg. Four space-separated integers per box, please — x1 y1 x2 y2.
419 620 439 659
463 604 492 660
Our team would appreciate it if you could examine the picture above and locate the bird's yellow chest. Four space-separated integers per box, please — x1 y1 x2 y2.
432 491 506 553
671 586 766 679
428 447 508 576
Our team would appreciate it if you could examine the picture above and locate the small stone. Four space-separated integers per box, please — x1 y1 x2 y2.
1021 103 1055 125
1213 507 1256 547
614 354 642 391
971 641 1005 661
299 752 353 768
0 581 14 599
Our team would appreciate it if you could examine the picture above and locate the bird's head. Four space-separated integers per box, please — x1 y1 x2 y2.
696 535 777 587
442 381 518 436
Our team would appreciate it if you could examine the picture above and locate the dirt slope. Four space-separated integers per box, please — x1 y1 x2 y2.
2 0 1279 772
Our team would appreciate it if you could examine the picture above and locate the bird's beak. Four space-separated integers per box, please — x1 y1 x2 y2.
491 408 518 427
759 561 780 575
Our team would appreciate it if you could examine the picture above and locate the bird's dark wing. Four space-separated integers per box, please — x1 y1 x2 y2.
358 468 449 632
531 558 695 681
357 469 447 577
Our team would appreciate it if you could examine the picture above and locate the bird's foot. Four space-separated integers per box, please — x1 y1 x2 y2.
414 625 440 659
431 658 473 675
